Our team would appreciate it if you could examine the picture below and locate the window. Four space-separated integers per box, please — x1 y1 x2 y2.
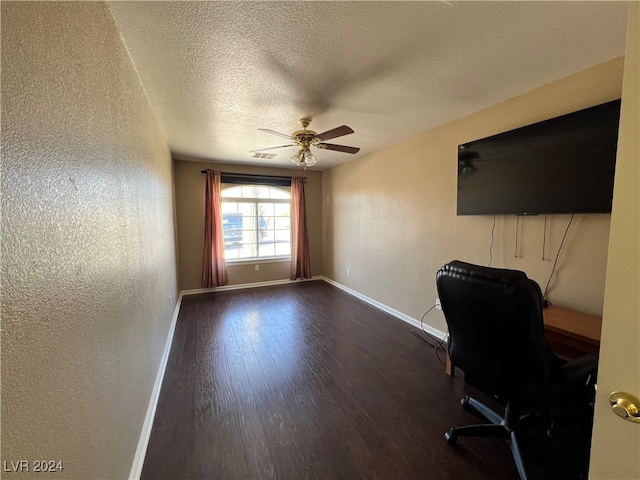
221 185 291 261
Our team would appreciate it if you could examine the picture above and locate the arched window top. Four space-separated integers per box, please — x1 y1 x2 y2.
222 185 290 200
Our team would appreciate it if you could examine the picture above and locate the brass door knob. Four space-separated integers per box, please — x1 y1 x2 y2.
609 391 640 423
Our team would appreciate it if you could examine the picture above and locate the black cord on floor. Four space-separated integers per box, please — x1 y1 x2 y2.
410 329 437 347
410 304 448 365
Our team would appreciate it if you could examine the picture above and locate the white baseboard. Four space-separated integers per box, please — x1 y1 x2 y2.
320 276 448 341
129 292 183 480
181 275 323 296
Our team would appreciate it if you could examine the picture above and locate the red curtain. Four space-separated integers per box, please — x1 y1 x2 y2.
290 176 312 280
201 170 228 287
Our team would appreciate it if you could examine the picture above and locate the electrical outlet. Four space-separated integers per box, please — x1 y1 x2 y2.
169 295 172 306
347 268 351 276
435 298 442 310
255 264 260 271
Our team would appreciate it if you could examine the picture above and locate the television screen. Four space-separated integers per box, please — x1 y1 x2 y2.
457 99 621 216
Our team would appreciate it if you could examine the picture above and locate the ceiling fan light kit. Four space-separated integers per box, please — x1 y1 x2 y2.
289 148 317 168
252 118 360 168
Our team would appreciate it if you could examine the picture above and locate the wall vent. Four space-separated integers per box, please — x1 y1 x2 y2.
252 153 277 159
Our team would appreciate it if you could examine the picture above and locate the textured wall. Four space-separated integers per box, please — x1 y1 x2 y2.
1 3 178 478
174 159 323 290
323 57 624 334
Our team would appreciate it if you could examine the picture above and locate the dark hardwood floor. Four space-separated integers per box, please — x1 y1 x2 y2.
141 281 592 479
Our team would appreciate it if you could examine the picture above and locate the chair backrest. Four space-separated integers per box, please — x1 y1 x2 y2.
436 260 560 409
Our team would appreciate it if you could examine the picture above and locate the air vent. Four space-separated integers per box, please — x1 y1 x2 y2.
252 153 277 160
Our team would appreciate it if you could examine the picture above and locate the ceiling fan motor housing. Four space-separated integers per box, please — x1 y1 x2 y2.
292 131 320 147
292 118 320 147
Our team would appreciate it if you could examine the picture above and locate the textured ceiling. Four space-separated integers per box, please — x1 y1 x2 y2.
107 1 629 170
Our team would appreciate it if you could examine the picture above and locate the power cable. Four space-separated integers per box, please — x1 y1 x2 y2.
543 214 575 300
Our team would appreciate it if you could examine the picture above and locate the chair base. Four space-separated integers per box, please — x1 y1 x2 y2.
445 396 531 480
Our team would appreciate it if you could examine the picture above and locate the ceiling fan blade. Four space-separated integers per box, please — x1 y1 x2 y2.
249 144 297 152
318 143 360 154
317 125 354 141
257 128 294 140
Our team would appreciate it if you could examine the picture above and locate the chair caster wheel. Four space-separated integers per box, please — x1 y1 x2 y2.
461 396 473 412
445 429 457 446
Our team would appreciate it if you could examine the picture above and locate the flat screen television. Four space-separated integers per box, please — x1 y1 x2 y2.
457 99 621 216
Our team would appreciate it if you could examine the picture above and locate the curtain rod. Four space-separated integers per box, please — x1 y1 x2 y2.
200 171 306 187
200 170 306 180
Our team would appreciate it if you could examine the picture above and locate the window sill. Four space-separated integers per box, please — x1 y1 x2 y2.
225 257 291 266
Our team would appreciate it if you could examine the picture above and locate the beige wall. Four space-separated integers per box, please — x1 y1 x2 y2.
590 3 640 477
324 57 624 333
174 159 323 290
1 3 178 479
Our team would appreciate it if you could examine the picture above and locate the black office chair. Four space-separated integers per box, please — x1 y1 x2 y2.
436 260 596 480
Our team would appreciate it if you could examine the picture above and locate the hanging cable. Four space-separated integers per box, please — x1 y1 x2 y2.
543 214 575 300
515 215 520 258
488 215 496 266
542 215 548 260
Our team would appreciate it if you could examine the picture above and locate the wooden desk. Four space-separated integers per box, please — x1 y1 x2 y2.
543 305 602 358
445 305 602 376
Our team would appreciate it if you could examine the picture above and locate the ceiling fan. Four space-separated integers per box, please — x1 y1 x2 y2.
250 118 360 168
